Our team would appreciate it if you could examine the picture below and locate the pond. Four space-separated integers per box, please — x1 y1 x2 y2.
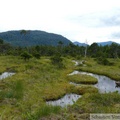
69 71 120 93
46 93 81 107
0 72 15 80
72 60 85 66
72 60 79 66
46 61 120 107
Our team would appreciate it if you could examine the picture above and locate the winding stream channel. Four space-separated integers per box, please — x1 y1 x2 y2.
69 70 120 93
46 61 120 107
46 93 81 107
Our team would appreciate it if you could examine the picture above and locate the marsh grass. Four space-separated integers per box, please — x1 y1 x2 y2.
0 78 24 102
77 58 120 81
67 74 98 84
6 80 24 99
73 92 120 113
89 92 120 106
24 105 61 120
1 56 120 119
0 56 61 119
0 80 24 100
74 85 98 95
0 56 75 119
42 82 72 101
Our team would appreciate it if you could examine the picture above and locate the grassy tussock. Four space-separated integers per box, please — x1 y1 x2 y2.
73 92 120 113
0 80 23 102
6 80 24 99
40 82 72 101
23 105 61 120
69 84 98 95
73 85 98 95
77 58 120 81
67 74 98 84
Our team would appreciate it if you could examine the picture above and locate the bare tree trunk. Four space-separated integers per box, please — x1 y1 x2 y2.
84 39 88 58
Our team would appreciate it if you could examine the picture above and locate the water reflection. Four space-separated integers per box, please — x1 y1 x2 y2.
46 93 81 107
69 71 120 93
0 72 15 80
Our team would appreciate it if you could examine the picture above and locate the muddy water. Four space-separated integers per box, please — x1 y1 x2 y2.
69 71 120 93
46 93 81 107
0 72 15 80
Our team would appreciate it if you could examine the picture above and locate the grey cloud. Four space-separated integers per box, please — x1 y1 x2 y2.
111 32 120 39
101 14 120 27
71 8 120 28
71 12 102 27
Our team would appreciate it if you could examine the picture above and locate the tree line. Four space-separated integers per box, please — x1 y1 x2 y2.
0 38 120 60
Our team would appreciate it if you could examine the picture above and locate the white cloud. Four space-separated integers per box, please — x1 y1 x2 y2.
0 0 120 44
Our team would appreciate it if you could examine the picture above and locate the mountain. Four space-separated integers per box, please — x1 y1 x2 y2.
73 41 88 46
0 30 72 46
97 41 119 46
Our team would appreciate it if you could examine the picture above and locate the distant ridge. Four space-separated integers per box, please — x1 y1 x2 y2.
97 41 119 46
73 41 88 46
73 41 120 46
0 30 72 46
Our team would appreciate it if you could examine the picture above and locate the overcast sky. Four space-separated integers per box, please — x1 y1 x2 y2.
1 0 120 44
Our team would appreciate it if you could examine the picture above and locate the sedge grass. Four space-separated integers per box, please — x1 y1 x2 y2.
23 105 61 120
1 56 120 119
72 92 120 113
0 56 75 119
77 58 120 81
67 74 98 84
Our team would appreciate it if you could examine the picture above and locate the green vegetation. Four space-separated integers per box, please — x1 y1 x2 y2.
73 85 98 95
73 92 120 113
5 80 23 99
24 105 61 120
50 54 65 69
77 58 120 81
0 39 120 119
21 51 32 61
0 56 74 119
0 55 120 119
67 74 98 84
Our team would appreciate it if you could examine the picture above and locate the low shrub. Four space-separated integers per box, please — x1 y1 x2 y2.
96 57 114 66
51 55 65 69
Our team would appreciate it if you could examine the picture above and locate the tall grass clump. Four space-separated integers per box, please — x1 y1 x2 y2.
74 85 98 95
67 74 98 84
73 92 120 113
24 105 61 120
6 80 24 99
89 92 120 106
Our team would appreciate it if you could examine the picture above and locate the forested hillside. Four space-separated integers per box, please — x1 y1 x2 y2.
0 30 71 46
